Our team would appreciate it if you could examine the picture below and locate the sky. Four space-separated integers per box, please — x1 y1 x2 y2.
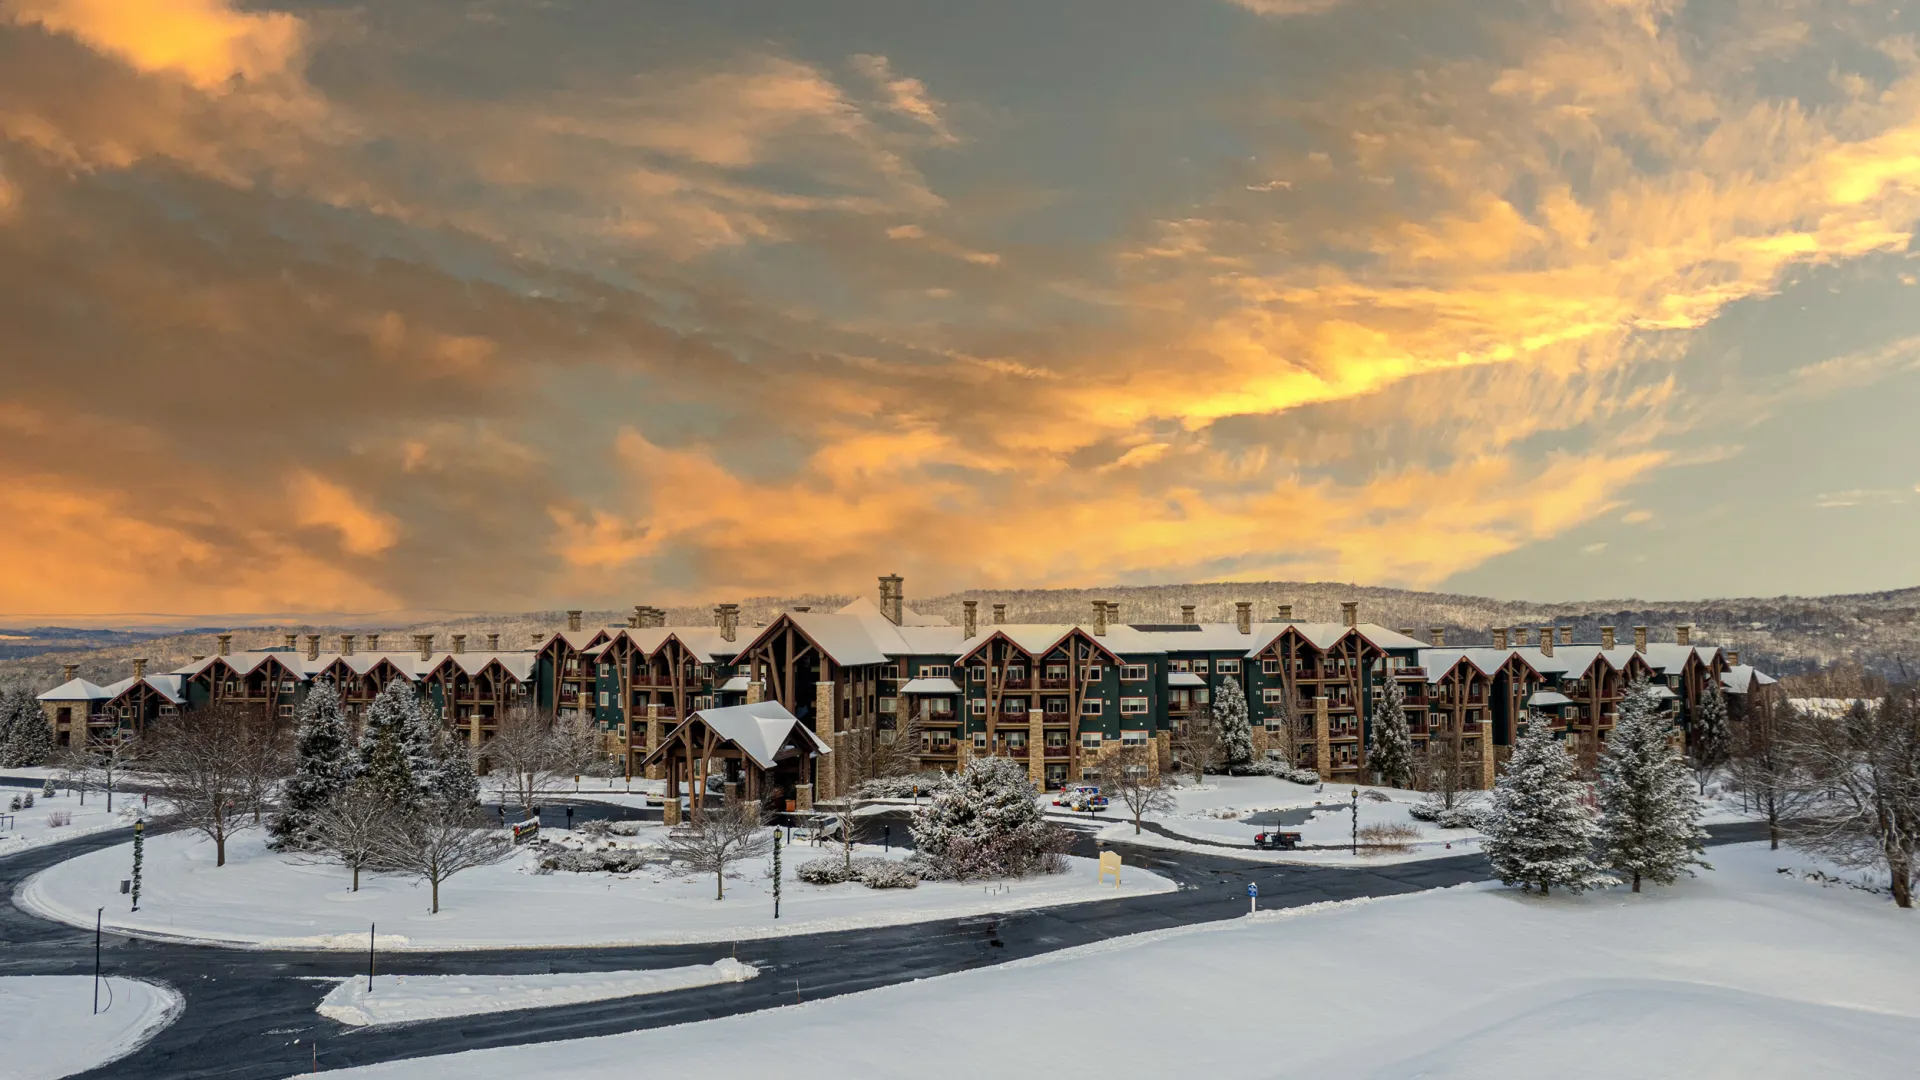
2 0 1919 621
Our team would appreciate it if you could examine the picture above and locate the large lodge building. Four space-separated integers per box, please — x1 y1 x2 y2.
40 576 1775 808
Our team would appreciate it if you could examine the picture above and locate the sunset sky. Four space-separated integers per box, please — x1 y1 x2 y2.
3 0 1919 620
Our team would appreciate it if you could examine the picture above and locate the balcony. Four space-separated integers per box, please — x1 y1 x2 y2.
1044 745 1071 758
998 678 1033 691
1038 677 1071 690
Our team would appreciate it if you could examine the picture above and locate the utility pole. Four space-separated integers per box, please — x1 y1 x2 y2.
367 923 376 992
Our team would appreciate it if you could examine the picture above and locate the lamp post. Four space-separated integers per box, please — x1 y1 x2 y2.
130 820 144 912
1350 787 1359 854
93 908 103 1014
772 833 782 920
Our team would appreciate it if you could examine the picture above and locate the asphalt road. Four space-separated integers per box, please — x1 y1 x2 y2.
0 814 1773 1080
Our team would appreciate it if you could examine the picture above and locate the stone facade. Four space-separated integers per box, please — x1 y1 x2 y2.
812 681 837 801
644 704 664 781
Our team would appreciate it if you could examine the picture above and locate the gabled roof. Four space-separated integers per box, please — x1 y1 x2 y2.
900 676 962 694
1416 648 1511 681
1722 664 1777 693
955 624 1139 664
38 678 112 702
643 701 831 770
1641 643 1722 674
96 674 186 705
1528 690 1574 707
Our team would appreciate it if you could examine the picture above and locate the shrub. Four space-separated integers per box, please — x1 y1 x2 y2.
796 858 853 884
1228 761 1321 785
1362 789 1392 802
21 792 32 808
536 846 652 873
1357 822 1420 852
7 795 17 812
1409 801 1484 829
911 757 1071 881
41 778 55 798
46 810 71 828
576 819 645 839
858 861 921 889
854 772 947 799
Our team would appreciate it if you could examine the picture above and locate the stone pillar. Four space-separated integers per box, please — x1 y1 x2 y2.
795 782 814 813
469 712 481 746
747 679 764 704
663 795 682 826
644 704 664 781
1314 695 1332 777
1027 708 1046 785
1152 732 1169 779
813 681 836 801
1480 736 1497 789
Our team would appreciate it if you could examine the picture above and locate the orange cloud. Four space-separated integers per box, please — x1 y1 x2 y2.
288 471 399 556
2 0 307 88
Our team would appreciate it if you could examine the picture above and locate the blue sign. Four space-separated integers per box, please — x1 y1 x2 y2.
1247 882 1258 898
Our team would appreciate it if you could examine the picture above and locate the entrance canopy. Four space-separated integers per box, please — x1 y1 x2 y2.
638 701 831 771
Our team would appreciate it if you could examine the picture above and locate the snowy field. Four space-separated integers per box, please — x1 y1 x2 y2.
324 843 1920 1080
317 961 757 1026
21 826 1173 950
0 786 146 859
0 976 184 1080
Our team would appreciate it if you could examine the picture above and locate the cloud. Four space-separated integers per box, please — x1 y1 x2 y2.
1 0 307 87
289 471 399 556
850 53 956 143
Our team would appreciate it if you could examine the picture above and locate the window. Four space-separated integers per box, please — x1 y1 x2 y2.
1081 732 1103 749
973 731 988 748
1217 659 1240 674
1080 699 1104 715
930 730 953 747
1002 698 1028 714
929 698 953 715
970 665 987 682
920 664 952 678
1006 731 1028 748
598 663 610 677
882 664 900 679
1120 697 1150 715
1125 764 1150 778
1196 687 1211 704
1044 697 1070 714
1084 665 1103 680
971 699 987 715
280 680 295 692
1193 660 1209 673
1120 665 1148 682
1120 730 1149 745
1265 748 1286 761
159 704 177 716
1047 730 1069 747
1170 660 1190 673
1006 665 1027 681
1045 664 1068 680
279 704 294 718
1262 688 1284 704
879 697 897 714
1262 659 1280 675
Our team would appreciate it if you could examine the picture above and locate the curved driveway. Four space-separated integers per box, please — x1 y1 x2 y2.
1 813 1770 1080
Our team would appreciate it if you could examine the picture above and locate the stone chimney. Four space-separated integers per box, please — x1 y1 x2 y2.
416 634 434 661
1633 626 1648 653
62 664 78 683
1559 626 1572 646
366 633 380 651
1492 627 1508 650
340 634 355 657
879 574 905 626
992 603 1006 625
531 631 544 648
487 633 499 651
626 611 639 628
1430 627 1446 647
567 610 583 633
1092 600 1109 636
451 633 466 655
306 634 321 661
1727 649 1740 666
719 603 739 643
1106 601 1121 627
1676 624 1692 647
1235 601 1252 635
283 633 299 650
1539 628 1554 657
1340 601 1359 628
963 600 978 639
791 605 811 613
1277 604 1294 621
217 633 233 657
131 658 147 679
1601 626 1616 650
1399 627 1416 640
1181 604 1196 625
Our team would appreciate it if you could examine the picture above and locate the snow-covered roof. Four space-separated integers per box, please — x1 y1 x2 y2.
171 649 539 683
1640 643 1723 674
649 702 831 770
1721 665 1776 693
91 674 186 705
718 675 751 693
900 677 961 694
1416 648 1514 681
1527 691 1574 707
38 678 112 702
1647 685 1679 701
1167 672 1207 688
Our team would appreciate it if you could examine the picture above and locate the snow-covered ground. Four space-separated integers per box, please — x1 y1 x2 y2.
0 976 184 1080
21 826 1172 950
322 842 1920 1079
0 786 146 859
316 961 757 1026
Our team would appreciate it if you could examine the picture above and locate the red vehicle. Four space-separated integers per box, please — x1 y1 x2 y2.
1253 830 1302 850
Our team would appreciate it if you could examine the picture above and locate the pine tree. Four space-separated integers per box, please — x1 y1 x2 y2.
1482 715 1609 896
1212 677 1254 767
0 684 55 767
358 680 431 810
1688 680 1731 795
1368 678 1414 788
427 732 480 811
1600 677 1710 892
910 756 1066 879
271 679 355 850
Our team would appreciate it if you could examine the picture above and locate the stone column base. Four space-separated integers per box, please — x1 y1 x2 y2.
795 783 814 813
663 797 682 826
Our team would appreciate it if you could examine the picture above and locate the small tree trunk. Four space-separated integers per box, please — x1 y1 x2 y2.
1632 872 1641 894
1767 813 1779 851
1540 883 1549 897
352 862 361 892
716 868 724 900
431 877 440 914
216 833 227 867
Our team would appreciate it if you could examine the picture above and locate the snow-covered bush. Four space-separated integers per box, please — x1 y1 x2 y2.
1229 760 1320 785
1409 799 1483 828
1362 789 1391 803
853 772 947 799
41 778 55 798
8 795 19 812
797 857 854 884
910 758 1070 881
577 819 644 839
537 846 652 874
859 861 921 889
20 792 32 808
47 810 71 828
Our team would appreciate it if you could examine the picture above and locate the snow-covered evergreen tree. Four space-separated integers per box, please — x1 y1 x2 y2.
1687 679 1731 794
1599 677 1709 892
427 732 480 811
357 680 433 809
1482 716 1608 896
0 684 54 767
1212 677 1253 767
1367 679 1414 788
910 756 1066 879
271 679 355 849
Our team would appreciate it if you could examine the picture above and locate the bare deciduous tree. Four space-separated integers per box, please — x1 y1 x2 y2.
663 794 773 900
1171 712 1226 785
1783 685 1920 908
1417 717 1480 814
146 706 280 866
369 800 512 913
305 780 389 891
1726 688 1810 851
483 705 600 818
1106 742 1176 835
